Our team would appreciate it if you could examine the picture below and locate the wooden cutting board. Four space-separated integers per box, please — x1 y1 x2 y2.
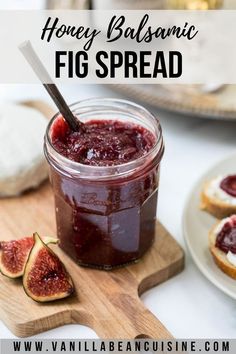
0 101 184 339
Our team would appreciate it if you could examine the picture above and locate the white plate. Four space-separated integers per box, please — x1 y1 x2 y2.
183 153 236 299
112 84 236 121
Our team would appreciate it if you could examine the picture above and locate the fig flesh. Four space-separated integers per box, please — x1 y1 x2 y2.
23 233 74 302
0 235 57 278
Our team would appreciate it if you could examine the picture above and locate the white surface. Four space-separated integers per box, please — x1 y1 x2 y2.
1 83 236 339
183 154 236 300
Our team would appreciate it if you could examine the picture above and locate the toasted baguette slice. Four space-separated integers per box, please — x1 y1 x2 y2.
201 181 236 219
209 220 236 279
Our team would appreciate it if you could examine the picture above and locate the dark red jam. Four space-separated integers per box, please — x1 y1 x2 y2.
220 175 236 197
216 216 236 254
51 117 155 166
48 114 163 269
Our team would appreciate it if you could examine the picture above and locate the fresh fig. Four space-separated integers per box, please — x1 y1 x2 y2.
0 236 57 278
23 233 74 302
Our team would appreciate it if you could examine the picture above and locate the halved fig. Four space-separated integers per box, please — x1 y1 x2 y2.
23 233 74 302
0 235 57 278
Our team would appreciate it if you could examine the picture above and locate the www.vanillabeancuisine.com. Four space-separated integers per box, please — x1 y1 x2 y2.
2 339 230 353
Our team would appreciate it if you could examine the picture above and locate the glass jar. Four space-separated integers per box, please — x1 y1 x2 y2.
44 98 164 269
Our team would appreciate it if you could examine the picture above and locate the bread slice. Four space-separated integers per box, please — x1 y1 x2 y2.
201 181 236 219
0 103 48 197
209 221 236 279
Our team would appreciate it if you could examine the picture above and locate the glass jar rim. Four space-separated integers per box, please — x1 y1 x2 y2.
44 98 164 180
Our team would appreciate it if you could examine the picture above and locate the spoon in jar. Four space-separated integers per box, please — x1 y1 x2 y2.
19 40 83 132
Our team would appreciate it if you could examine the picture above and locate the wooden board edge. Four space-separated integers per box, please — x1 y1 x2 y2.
137 251 185 296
